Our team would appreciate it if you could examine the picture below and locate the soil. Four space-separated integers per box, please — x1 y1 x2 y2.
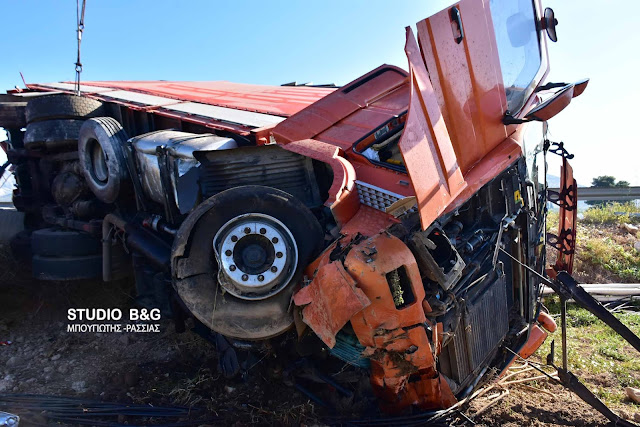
463 357 617 427
0 235 635 426
0 247 319 425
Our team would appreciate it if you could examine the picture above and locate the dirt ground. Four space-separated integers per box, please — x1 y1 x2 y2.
0 252 318 425
0 238 635 426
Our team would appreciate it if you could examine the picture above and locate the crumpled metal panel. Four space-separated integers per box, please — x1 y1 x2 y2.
272 65 408 145
345 233 427 347
293 261 370 348
339 233 457 411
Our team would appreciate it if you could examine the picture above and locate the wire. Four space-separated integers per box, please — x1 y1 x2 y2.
0 394 211 426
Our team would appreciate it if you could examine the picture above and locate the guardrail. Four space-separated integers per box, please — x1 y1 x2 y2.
548 186 640 201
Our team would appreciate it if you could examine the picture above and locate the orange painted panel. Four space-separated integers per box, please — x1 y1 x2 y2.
345 233 426 347
293 261 371 348
399 28 466 230
417 0 508 174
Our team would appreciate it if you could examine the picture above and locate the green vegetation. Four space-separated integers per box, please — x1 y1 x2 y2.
547 203 640 281
582 202 640 225
539 203 640 409
580 236 640 281
536 298 640 408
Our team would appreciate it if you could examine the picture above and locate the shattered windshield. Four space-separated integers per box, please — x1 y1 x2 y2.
490 0 542 113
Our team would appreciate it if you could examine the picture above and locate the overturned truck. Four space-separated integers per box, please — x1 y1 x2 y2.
2 0 637 422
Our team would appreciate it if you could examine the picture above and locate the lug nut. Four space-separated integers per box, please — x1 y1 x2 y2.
260 228 267 234
276 252 283 258
271 266 278 273
231 235 238 242
225 250 232 256
229 265 236 271
244 227 251 234
272 237 279 243
258 275 264 282
241 274 249 281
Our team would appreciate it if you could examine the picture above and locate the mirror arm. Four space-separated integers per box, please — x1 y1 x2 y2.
502 112 533 125
535 82 569 92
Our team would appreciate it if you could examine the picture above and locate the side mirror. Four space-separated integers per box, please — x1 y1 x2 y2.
525 84 574 121
572 78 589 98
503 78 588 124
542 8 558 42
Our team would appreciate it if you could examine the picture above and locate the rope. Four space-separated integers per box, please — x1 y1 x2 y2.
74 0 87 95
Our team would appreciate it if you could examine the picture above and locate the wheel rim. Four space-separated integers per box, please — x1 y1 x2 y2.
213 213 298 300
88 138 108 184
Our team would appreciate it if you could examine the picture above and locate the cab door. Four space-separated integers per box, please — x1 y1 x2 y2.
398 0 509 229
399 0 545 229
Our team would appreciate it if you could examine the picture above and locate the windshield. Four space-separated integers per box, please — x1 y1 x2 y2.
490 0 542 113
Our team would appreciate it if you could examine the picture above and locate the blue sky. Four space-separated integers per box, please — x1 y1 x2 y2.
1 0 638 185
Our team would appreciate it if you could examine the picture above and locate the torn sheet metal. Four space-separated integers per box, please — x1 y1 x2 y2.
341 232 456 411
344 233 427 346
293 261 370 348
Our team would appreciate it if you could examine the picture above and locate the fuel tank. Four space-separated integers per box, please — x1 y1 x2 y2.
130 130 237 211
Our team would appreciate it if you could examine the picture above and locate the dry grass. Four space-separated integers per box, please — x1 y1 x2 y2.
548 206 640 282
579 235 640 281
582 202 640 225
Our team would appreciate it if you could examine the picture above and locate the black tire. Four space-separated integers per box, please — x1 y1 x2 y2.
172 185 324 339
0 102 27 129
25 94 105 123
32 254 102 281
78 117 130 204
24 119 84 149
31 228 101 257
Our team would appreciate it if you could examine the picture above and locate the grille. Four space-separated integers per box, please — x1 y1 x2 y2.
356 181 406 211
198 145 321 208
442 273 509 387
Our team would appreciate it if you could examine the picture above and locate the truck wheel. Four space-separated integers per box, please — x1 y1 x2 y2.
24 119 84 149
0 102 27 129
31 228 101 257
172 185 324 340
25 94 105 123
78 117 130 204
32 254 102 281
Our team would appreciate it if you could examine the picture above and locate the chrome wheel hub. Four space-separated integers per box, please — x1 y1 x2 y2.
213 213 298 300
